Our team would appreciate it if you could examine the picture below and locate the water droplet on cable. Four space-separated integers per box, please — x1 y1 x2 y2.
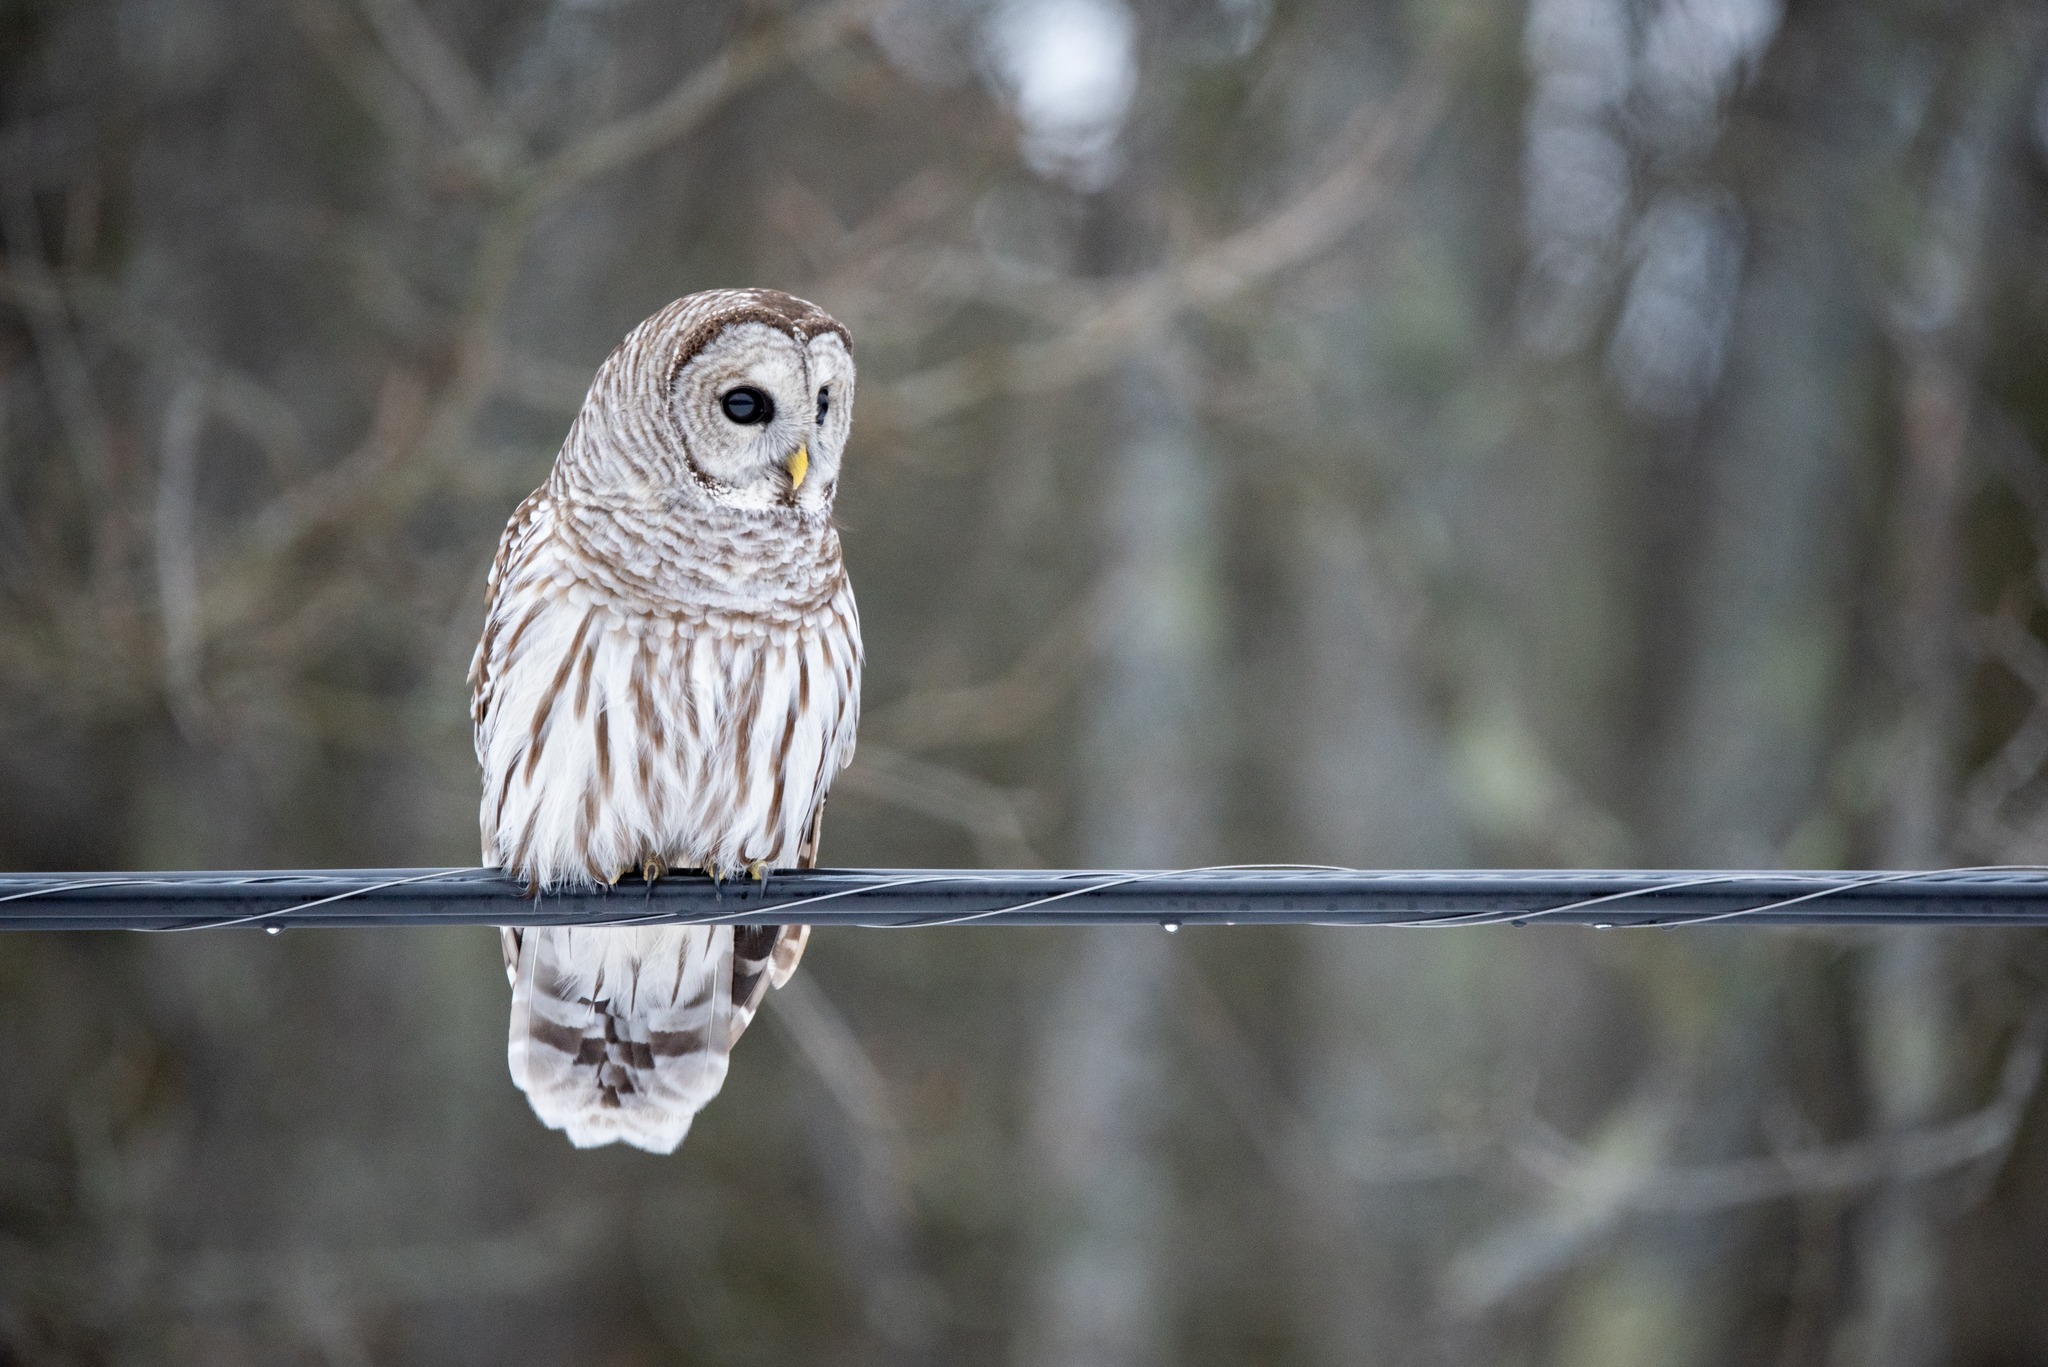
1161 920 1180 933
266 927 281 935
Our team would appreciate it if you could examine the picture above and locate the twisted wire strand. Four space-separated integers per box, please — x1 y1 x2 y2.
6 864 2048 930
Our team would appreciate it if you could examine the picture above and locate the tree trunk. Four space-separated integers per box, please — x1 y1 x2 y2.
1018 360 1216 1367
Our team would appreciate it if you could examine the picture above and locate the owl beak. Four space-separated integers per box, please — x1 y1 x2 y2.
787 443 810 491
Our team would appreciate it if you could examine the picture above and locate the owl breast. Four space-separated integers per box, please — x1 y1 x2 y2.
474 535 861 888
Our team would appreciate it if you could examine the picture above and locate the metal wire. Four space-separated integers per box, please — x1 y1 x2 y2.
7 865 2048 931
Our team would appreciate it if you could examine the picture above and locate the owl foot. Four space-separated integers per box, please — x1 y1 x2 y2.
642 857 667 884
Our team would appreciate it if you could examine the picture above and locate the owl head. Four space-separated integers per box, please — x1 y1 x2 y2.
558 288 854 518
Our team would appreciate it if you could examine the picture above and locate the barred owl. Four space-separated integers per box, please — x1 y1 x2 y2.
469 289 861 1153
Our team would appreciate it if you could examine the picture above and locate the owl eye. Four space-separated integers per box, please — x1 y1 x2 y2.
720 387 773 425
816 387 830 424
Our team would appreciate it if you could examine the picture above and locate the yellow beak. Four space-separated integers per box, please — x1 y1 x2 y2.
787 443 809 491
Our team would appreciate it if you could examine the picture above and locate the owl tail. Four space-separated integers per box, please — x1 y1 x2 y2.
502 922 809 1153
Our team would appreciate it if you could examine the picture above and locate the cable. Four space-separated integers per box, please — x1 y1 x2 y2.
5 866 2048 930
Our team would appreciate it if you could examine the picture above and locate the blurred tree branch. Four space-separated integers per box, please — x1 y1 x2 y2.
352 0 519 174
1511 1006 2045 1213
838 743 1044 865
879 59 1450 431
524 0 893 204
165 1201 618 1311
1446 1006 2048 1316
866 587 1099 752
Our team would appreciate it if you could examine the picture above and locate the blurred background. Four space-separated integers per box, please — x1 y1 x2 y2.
4 0 2048 1361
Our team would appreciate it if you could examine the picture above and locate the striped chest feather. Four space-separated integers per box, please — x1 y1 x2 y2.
474 563 860 888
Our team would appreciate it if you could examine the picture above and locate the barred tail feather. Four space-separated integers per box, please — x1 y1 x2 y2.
729 924 811 1025
507 924 743 1153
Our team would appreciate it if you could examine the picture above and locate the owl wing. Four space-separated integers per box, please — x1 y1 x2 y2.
468 487 552 752
753 581 859 996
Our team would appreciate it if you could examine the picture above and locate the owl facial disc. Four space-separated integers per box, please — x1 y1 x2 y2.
668 321 852 514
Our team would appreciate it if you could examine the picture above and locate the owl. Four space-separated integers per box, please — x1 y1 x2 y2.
469 289 862 1153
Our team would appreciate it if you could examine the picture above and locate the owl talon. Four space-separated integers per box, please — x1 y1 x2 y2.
747 861 768 882
642 858 667 884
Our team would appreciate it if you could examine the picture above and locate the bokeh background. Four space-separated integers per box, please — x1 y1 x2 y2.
5 0 2048 1361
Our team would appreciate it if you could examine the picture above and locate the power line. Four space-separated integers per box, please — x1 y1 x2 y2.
5 866 2048 931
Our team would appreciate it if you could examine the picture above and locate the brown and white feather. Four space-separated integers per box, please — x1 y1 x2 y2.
472 290 861 1153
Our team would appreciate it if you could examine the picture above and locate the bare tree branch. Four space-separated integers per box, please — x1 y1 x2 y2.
352 0 514 165
1447 1008 2048 1315
166 1202 617 1311
0 173 114 507
769 972 902 1149
767 974 942 1351
1971 608 2048 700
866 589 1099 751
1173 953 1487 1191
0 268 312 480
1511 1010 2044 1212
1960 608 2048 856
879 62 1449 430
291 0 442 167
526 0 889 204
837 744 1043 865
